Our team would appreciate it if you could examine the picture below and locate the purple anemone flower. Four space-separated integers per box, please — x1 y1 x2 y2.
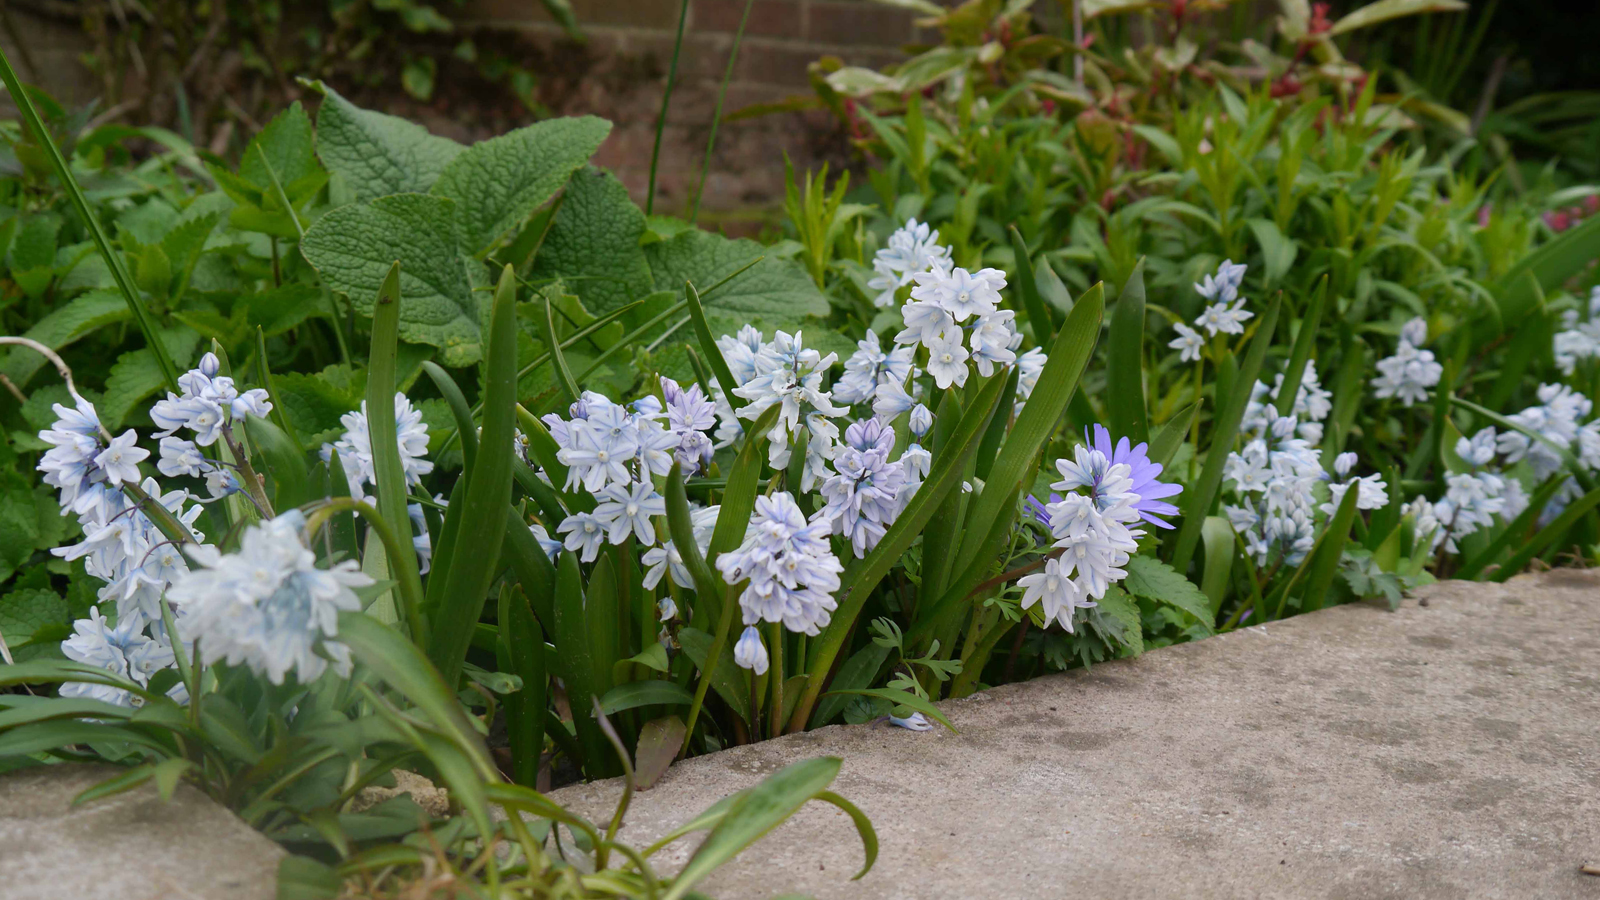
1085 424 1182 529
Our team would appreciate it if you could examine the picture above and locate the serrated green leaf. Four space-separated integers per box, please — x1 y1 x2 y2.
429 116 611 257
300 193 484 366
0 291 130 387
0 587 65 662
10 212 60 276
1092 586 1143 655
527 166 654 315
274 365 363 446
1123 555 1214 632
100 329 199 429
307 81 465 201
240 102 319 193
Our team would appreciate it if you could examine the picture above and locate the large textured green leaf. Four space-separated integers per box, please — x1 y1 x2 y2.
307 81 464 200
645 229 830 324
300 194 485 366
429 116 611 257
527 167 653 315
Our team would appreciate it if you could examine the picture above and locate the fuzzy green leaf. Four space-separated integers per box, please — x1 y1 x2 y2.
300 194 485 366
429 116 611 257
646 229 830 324
527 166 654 316
307 81 464 200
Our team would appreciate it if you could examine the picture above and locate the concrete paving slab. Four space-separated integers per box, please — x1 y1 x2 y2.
550 571 1600 899
0 762 283 900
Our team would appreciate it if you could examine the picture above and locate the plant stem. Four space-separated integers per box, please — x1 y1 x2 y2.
304 498 428 648
690 0 755 224
679 585 739 759
646 0 691 216
0 49 180 391
768 620 783 739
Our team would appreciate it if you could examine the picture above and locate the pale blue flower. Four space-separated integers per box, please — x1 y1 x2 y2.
734 625 768 675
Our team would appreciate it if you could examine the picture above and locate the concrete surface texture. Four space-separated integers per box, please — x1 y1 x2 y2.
549 570 1600 899
0 762 282 900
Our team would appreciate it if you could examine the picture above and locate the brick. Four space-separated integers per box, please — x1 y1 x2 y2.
693 0 802 37
733 40 823 87
805 0 914 47
463 0 685 31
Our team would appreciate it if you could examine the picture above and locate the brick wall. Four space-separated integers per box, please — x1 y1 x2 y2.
0 1 937 224
455 0 936 224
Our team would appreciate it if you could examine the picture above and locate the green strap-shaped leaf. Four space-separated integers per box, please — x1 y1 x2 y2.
1297 481 1361 613
243 415 311 511
707 405 782 564
952 283 1105 579
666 463 724 614
1148 401 1198 470
1170 296 1282 572
1274 277 1327 419
684 279 744 411
662 757 844 900
1199 515 1235 613
496 584 546 788
335 611 493 775
551 550 618 778
1106 261 1149 444
794 372 1007 731
598 679 695 715
363 262 428 646
429 266 519 687
1454 476 1564 581
1490 485 1600 583
1008 225 1060 344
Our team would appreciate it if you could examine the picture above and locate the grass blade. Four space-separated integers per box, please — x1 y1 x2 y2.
646 0 692 215
690 0 755 223
0 52 180 391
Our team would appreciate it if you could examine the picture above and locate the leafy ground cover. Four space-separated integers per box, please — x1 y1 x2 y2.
0 1 1598 895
